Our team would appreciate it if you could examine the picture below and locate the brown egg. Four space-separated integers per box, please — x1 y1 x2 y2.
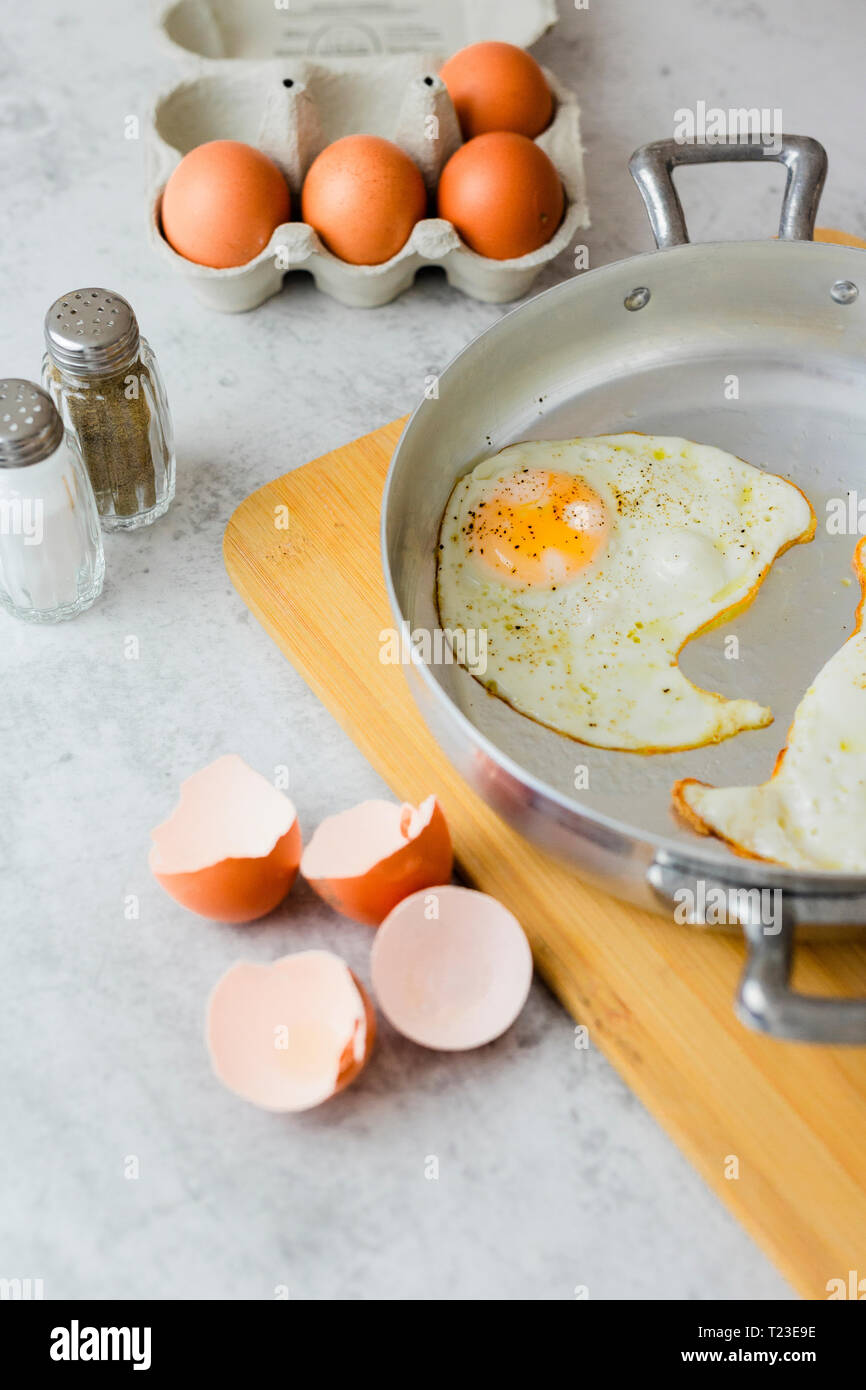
438 132 565 260
161 140 291 269
440 41 553 140
301 135 427 265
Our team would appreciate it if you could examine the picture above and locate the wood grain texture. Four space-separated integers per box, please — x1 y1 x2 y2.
224 417 866 1300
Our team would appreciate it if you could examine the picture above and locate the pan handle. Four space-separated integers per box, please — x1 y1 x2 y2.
647 859 866 1044
629 135 827 250
736 911 866 1044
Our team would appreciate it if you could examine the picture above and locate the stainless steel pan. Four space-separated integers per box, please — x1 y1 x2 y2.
382 136 866 1043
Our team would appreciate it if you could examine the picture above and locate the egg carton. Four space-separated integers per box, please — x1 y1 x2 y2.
155 0 559 64
146 50 589 311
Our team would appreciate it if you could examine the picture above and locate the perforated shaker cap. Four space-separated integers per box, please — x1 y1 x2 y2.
0 380 64 468
44 288 140 377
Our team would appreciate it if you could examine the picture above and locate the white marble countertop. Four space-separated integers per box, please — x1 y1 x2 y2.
2 0 863 1301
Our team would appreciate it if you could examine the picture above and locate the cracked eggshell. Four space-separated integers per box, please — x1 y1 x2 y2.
149 754 302 923
301 795 453 927
207 950 375 1112
371 885 533 1050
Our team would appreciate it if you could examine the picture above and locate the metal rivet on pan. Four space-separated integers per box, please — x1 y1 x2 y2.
624 286 651 311
831 279 859 305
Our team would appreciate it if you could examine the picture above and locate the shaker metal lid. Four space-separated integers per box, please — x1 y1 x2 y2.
0 379 64 467
44 288 140 375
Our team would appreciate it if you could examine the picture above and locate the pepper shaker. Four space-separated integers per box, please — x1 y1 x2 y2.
42 288 175 531
0 379 104 623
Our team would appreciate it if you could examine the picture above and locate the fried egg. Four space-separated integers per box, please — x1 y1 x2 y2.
673 540 866 870
436 434 815 752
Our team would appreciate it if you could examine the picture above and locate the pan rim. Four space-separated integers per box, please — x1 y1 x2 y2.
381 238 866 893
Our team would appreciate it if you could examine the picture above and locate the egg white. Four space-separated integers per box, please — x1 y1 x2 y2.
436 433 814 752
674 540 866 870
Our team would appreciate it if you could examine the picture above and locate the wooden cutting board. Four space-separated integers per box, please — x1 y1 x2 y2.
224 417 866 1300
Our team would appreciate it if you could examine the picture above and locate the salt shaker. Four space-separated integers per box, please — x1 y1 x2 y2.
0 379 104 623
42 288 175 531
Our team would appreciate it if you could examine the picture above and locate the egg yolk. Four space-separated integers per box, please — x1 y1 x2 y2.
467 469 607 585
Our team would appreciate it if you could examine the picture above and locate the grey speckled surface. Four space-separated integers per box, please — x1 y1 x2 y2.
3 0 863 1301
